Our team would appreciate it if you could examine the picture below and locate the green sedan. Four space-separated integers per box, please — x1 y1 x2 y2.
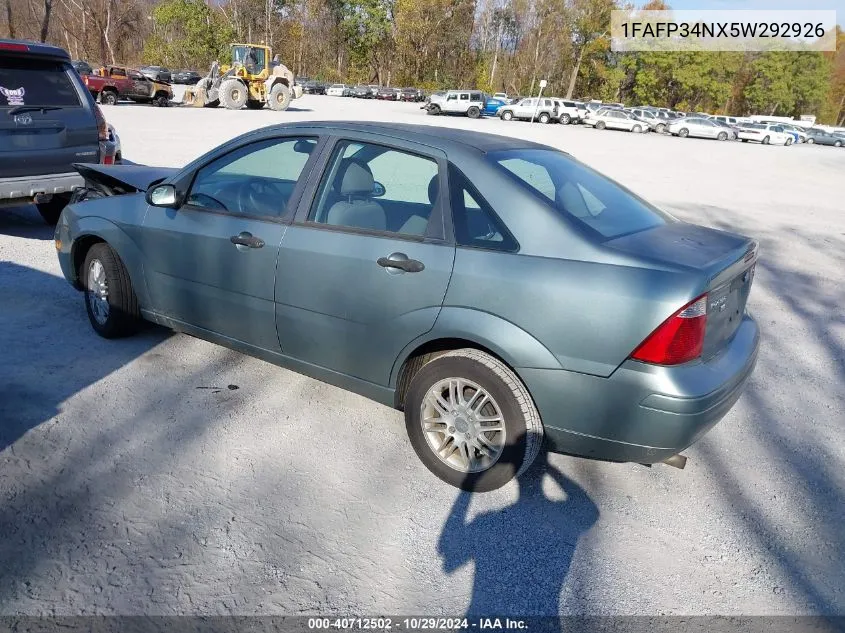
55 122 760 491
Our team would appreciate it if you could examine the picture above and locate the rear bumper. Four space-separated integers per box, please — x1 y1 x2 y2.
519 313 760 464
0 172 84 207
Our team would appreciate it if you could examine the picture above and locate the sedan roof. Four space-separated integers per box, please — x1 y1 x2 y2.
263 121 553 153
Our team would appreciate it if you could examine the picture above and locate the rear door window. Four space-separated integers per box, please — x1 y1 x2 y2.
0 57 81 108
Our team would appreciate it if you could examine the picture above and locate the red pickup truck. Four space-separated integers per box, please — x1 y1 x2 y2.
82 65 172 106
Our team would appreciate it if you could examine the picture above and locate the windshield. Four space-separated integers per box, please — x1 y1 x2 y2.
488 149 672 240
232 46 265 72
0 57 81 108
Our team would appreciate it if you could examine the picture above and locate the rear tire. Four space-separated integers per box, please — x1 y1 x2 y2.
762 135 770 145
560 113 571 124
220 79 248 110
427 104 441 115
595 120 606 130
100 90 118 106
404 349 543 492
467 106 480 119
786 137 793 146
268 83 292 111
679 128 689 137
36 193 71 225
656 123 666 133
153 93 169 107
835 140 842 148
83 243 142 339
538 112 550 124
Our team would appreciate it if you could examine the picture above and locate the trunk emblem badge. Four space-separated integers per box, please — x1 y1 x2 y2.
13 113 32 125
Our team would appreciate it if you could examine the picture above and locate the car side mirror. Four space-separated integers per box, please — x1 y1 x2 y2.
146 183 180 208
372 181 386 197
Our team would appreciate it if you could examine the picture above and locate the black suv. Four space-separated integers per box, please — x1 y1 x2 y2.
0 39 115 224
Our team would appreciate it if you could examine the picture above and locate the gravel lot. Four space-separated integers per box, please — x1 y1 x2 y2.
1 93 844 617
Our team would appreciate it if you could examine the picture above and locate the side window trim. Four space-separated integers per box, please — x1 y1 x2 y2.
175 134 326 223
448 163 519 253
294 135 449 242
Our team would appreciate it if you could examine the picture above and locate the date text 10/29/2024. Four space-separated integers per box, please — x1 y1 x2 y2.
307 618 528 631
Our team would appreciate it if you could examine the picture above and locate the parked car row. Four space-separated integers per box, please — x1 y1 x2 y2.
71 59 204 85
319 83 427 102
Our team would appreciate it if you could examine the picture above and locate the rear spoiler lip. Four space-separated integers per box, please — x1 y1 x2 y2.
706 239 758 293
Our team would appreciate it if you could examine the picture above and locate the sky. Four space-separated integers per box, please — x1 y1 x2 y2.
660 0 843 24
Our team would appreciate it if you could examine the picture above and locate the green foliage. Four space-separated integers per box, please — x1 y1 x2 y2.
143 0 236 70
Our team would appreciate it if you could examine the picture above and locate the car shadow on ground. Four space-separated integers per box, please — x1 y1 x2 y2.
0 260 171 453
437 451 599 617
662 202 845 614
0 205 54 240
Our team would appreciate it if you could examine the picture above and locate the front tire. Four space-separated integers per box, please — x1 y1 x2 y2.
83 243 141 339
679 127 689 137
36 193 71 225
762 135 770 145
656 123 666 133
501 110 513 121
220 79 248 110
717 131 728 141
404 349 543 492
806 137 814 144
427 104 441 115
632 124 642 133
595 120 606 130
268 83 292 111
835 140 842 148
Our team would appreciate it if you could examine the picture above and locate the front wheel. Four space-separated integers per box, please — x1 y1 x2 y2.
762 135 770 145
679 128 689 138
595 120 606 130
786 137 793 146
501 110 513 121
220 79 248 110
427 104 441 115
717 131 728 141
83 243 142 339
656 123 666 133
632 124 642 133
835 140 842 148
806 137 814 144
404 349 544 492
467 106 480 119
100 90 118 106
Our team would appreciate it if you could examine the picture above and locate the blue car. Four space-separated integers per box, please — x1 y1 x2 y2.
483 97 507 116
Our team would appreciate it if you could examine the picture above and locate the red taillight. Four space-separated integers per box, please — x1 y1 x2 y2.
102 154 115 165
93 104 109 141
631 295 708 366
0 43 29 52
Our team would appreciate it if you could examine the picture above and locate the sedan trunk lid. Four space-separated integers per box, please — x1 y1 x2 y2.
606 222 757 360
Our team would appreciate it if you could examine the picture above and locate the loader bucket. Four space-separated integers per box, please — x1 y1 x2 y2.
183 86 206 107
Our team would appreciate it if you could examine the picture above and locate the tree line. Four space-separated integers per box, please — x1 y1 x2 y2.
3 0 844 124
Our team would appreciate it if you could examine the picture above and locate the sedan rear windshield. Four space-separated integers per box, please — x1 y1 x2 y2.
0 57 81 108
487 149 671 240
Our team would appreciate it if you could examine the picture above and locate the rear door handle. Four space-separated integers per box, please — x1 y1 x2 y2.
230 232 265 249
377 253 425 273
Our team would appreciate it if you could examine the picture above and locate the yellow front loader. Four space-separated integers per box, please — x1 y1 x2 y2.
183 43 303 111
